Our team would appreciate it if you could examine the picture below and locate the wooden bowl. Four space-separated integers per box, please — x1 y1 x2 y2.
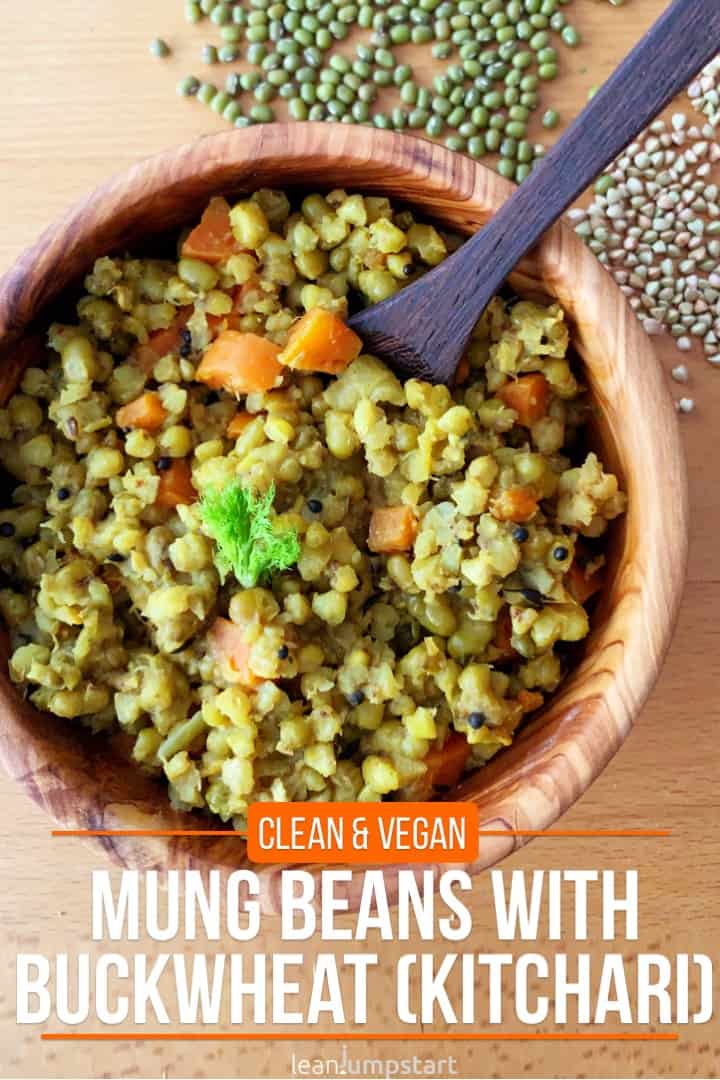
0 125 687 910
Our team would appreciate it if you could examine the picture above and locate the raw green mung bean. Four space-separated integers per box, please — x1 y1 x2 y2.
485 127 501 151
412 25 433 43
150 37 171 58
197 80 217 103
390 23 411 42
210 1 231 23
210 89 231 112
512 50 534 69
178 75 201 95
169 0 624 185
240 70 261 91
517 139 533 162
222 100 242 121
446 134 467 151
538 62 558 80
250 102 276 121
537 46 557 64
255 81 276 102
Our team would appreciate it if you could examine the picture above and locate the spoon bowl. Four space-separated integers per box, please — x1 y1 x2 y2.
0 124 687 909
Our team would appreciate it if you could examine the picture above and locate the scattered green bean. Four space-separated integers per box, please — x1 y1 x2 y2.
178 74 200 96
171 0 625 184
150 37 171 58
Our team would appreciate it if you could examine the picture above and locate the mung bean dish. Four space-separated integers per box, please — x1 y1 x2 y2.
0 188 626 823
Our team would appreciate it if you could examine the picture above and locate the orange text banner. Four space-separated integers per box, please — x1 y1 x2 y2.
246 802 480 864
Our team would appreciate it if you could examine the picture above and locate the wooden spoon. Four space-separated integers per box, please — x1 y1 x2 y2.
349 0 720 384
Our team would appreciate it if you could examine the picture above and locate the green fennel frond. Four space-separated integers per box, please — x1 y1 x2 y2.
199 481 300 588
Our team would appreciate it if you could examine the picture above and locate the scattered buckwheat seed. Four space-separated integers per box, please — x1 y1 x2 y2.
570 56 720 407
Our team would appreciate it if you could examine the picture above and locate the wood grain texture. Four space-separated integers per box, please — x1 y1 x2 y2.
0 124 689 908
349 0 720 384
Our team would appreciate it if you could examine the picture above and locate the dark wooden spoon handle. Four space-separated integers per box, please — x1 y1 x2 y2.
350 0 720 383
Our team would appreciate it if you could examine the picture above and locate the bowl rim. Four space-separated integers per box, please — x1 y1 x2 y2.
0 124 688 909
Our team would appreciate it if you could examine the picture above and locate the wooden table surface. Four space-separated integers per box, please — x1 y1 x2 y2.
1 2 718 1078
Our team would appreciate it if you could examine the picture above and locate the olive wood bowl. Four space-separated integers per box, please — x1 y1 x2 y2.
0 124 688 912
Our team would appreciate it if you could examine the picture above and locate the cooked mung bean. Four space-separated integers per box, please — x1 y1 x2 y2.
1 187 625 819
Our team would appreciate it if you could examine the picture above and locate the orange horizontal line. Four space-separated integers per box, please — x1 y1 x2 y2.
479 829 671 837
51 828 669 838
51 830 247 837
42 1032 676 1043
